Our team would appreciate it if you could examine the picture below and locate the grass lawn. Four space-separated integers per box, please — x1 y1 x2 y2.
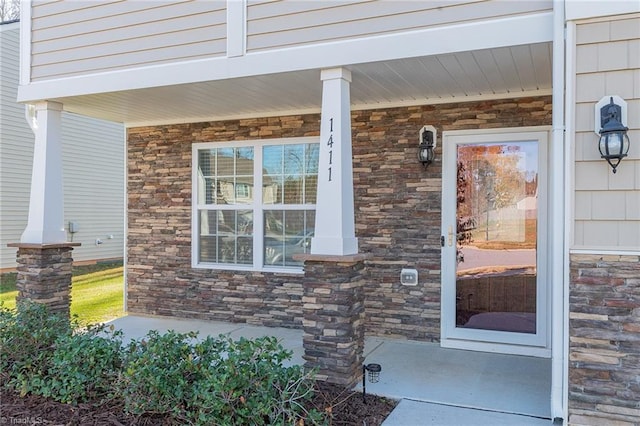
0 261 125 324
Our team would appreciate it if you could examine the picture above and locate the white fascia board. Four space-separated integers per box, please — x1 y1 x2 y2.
17 12 553 103
565 0 640 21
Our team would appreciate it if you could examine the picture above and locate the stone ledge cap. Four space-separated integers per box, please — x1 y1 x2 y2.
8 242 82 249
293 253 371 263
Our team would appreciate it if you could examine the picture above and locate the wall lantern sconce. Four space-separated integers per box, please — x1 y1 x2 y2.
595 96 630 174
362 363 382 404
418 125 437 167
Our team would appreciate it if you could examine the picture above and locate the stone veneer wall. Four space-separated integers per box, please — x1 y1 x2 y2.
11 244 77 318
127 96 551 339
569 254 640 425
300 255 368 386
352 97 551 340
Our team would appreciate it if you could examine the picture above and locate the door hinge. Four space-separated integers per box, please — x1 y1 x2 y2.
440 236 445 247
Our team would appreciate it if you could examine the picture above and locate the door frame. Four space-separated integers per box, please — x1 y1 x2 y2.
440 126 552 357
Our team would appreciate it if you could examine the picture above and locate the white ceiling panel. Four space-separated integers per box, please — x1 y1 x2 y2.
57 42 552 127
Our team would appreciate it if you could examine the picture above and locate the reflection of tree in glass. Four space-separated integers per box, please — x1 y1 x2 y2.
283 145 312 204
490 149 526 210
456 160 476 263
458 143 538 248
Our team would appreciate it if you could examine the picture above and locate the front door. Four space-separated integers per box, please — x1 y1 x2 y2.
441 128 550 356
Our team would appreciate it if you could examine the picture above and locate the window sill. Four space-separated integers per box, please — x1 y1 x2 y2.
192 263 304 275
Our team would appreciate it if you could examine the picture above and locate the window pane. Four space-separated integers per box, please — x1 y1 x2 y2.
304 175 318 204
263 175 283 204
284 145 304 205
263 145 283 205
198 151 214 204
234 148 254 204
305 145 319 203
284 144 304 176
198 147 255 205
234 178 254 204
263 145 283 175
305 144 320 175
283 176 304 204
215 178 234 204
198 210 219 262
263 143 319 205
263 210 314 267
237 237 253 264
199 150 214 175
199 209 252 265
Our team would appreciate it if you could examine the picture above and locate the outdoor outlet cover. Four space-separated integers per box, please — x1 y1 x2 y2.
400 268 418 286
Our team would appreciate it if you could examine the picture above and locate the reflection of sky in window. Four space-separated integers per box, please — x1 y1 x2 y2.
263 144 319 176
263 146 283 175
237 147 253 160
512 141 538 176
218 147 234 160
485 142 537 175
284 145 304 176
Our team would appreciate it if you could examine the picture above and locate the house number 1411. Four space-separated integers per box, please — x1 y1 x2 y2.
327 117 334 182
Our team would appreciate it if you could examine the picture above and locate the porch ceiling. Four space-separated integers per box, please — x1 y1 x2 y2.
58 42 552 127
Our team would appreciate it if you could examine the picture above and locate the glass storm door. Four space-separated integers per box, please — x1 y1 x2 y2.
441 129 549 356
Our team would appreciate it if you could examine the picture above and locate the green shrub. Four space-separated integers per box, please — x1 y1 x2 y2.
0 301 72 396
1 303 325 425
119 330 201 419
120 331 325 425
187 336 322 425
42 323 124 404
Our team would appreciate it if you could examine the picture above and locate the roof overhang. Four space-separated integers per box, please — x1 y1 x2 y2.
17 12 553 127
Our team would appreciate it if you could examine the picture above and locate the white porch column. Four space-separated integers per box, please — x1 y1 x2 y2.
20 101 67 244
311 67 358 255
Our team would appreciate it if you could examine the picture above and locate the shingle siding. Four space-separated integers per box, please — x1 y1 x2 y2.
568 15 640 426
572 16 640 251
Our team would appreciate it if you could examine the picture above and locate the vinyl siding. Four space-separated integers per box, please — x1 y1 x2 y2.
246 0 553 52
0 23 125 269
572 16 640 251
30 0 226 81
25 0 552 83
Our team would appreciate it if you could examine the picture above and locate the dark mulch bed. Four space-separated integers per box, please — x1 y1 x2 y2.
0 383 397 425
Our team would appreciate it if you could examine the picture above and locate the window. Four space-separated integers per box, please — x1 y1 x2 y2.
193 138 318 271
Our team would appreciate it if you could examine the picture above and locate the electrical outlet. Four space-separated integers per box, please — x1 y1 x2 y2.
400 268 418 286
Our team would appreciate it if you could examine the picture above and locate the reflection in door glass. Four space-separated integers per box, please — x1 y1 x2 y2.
455 142 538 334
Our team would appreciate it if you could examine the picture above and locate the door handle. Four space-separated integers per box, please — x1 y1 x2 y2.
448 226 454 247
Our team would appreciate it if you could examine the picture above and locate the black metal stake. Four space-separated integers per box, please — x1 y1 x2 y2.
362 364 368 404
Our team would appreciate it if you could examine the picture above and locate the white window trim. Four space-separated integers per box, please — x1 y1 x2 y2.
191 137 318 273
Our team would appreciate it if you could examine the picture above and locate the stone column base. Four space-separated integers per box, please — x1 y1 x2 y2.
7 243 80 318
295 253 369 387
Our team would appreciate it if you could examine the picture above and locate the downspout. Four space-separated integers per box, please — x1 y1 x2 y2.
123 126 128 312
562 18 576 426
550 0 567 421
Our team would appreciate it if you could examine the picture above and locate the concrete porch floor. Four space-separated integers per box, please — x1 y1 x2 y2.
108 315 553 425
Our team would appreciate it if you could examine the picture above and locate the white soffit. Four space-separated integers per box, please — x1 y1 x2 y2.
58 43 552 127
